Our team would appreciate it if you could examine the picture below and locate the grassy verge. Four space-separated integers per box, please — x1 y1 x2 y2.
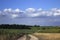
0 26 60 40
0 29 32 40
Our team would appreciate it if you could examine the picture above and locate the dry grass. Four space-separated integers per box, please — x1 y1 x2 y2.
33 33 60 40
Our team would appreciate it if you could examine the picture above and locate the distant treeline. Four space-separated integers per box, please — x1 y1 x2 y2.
0 24 60 33
0 24 60 29
0 24 33 29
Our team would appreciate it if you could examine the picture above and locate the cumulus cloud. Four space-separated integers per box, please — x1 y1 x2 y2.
3 8 8 12
0 11 2 16
26 13 40 17
8 8 12 12
11 14 18 18
0 8 60 18
51 8 60 16
37 8 42 12
0 11 1 14
46 11 53 16
14 8 20 12
25 8 36 13
3 8 23 13
14 8 23 13
3 8 13 16
3 8 12 12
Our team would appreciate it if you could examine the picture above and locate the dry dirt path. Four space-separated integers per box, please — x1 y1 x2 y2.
17 34 38 40
17 35 26 40
28 34 38 40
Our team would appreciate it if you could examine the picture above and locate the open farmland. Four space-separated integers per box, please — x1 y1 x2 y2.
33 33 60 40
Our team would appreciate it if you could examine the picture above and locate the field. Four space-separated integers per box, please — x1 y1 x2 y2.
0 29 35 40
0 29 60 40
33 33 60 40
0 25 60 40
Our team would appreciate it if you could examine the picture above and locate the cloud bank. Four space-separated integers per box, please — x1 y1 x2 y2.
0 8 60 18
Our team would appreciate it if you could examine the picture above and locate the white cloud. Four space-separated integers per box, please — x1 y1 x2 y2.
51 8 60 16
3 8 13 13
0 8 60 18
14 8 20 13
11 14 18 18
3 8 23 13
0 11 1 14
41 11 46 15
0 11 2 15
54 13 60 16
37 8 42 12
3 8 8 12
25 8 43 17
46 11 53 16
51 8 57 11
8 8 12 12
13 8 24 14
57 9 60 12
25 8 36 13
27 13 40 17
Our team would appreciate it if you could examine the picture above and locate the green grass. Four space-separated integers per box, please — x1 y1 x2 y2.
0 26 60 40
0 29 36 34
0 26 60 35
0 29 34 40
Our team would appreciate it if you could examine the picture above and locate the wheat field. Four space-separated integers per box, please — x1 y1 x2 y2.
33 33 60 40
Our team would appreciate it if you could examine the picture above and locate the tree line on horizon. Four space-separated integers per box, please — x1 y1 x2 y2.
0 24 40 29
0 24 33 29
0 24 60 29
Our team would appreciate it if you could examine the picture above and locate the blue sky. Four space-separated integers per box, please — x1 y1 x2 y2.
0 0 60 10
0 0 60 26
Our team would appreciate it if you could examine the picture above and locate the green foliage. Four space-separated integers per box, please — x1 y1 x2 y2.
0 24 60 34
0 25 60 40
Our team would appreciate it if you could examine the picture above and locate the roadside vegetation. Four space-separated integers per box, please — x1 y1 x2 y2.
0 24 60 33
0 24 60 40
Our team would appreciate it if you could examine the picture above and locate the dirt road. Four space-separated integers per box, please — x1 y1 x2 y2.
17 35 26 40
17 34 38 40
28 34 38 40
